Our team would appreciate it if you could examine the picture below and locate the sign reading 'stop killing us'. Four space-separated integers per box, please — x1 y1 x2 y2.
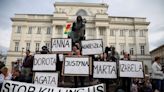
1 80 105 92
93 61 117 79
63 56 90 76
51 38 72 52
33 54 57 71
119 60 144 78
81 39 103 55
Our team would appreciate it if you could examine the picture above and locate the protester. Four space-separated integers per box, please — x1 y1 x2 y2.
69 16 86 44
131 78 138 92
151 56 164 92
0 67 12 90
143 77 152 92
21 50 34 83
11 69 23 82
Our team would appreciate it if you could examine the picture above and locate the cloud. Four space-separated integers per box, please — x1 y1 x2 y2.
0 28 11 48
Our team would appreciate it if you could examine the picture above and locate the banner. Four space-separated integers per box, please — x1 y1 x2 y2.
93 61 117 78
81 39 103 55
63 56 90 76
51 38 72 52
1 80 105 92
119 60 144 78
33 54 56 71
34 72 58 87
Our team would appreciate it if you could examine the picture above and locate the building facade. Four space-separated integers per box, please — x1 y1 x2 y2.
150 45 164 66
6 2 151 71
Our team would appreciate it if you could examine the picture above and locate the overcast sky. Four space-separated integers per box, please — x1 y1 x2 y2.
0 0 164 53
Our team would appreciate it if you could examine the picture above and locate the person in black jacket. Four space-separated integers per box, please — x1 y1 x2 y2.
69 16 86 44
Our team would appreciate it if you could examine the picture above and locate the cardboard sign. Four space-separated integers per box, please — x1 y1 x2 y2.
63 56 90 76
33 54 56 71
81 39 103 55
93 61 117 78
51 38 72 52
34 72 58 87
119 60 144 78
1 80 105 92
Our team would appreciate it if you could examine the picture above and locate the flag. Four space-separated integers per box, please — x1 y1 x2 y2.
64 23 72 34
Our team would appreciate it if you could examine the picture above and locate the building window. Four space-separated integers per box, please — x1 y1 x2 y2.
99 27 106 36
110 30 115 36
120 30 125 37
130 48 134 55
35 43 40 51
140 30 144 37
47 27 51 34
76 9 87 16
15 42 19 52
17 26 21 33
26 43 30 50
37 27 41 34
56 26 63 35
28 27 32 34
87 28 94 36
45 42 50 50
120 44 125 55
129 29 135 37
140 45 145 55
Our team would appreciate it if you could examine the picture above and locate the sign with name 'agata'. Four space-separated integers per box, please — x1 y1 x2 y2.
34 72 58 87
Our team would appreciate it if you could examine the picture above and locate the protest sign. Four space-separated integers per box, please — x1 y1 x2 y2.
93 61 117 78
51 38 72 52
1 80 105 92
33 54 56 71
63 56 90 76
34 72 58 87
119 60 144 78
81 39 103 55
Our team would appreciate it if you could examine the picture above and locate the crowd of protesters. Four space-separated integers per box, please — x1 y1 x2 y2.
0 44 163 92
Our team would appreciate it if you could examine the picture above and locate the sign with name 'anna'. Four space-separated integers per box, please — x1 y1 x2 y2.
81 39 103 55
51 38 72 52
119 60 144 78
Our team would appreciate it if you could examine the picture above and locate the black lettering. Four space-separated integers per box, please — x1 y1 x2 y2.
77 89 84 92
2 82 10 92
18 85 26 92
12 83 19 92
97 85 104 92
39 87 47 92
28 86 35 92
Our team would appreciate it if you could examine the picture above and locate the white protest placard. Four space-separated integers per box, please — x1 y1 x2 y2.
51 38 72 52
33 54 56 71
1 80 105 92
93 61 117 78
63 56 90 76
34 72 58 87
81 39 103 55
119 60 144 78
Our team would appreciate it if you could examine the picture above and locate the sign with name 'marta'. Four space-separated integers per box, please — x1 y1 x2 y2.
93 61 117 78
33 54 56 71
34 72 58 87
81 39 103 55
51 38 72 52
1 80 105 92
119 60 144 78
63 56 90 76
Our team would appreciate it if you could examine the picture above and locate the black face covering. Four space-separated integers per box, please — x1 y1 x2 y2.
77 16 82 22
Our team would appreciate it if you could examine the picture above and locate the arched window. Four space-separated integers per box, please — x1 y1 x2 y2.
76 9 87 16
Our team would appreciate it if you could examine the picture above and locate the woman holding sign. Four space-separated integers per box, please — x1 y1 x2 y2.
151 56 164 92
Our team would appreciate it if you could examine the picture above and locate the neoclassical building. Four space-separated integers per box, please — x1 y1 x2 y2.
7 2 151 71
